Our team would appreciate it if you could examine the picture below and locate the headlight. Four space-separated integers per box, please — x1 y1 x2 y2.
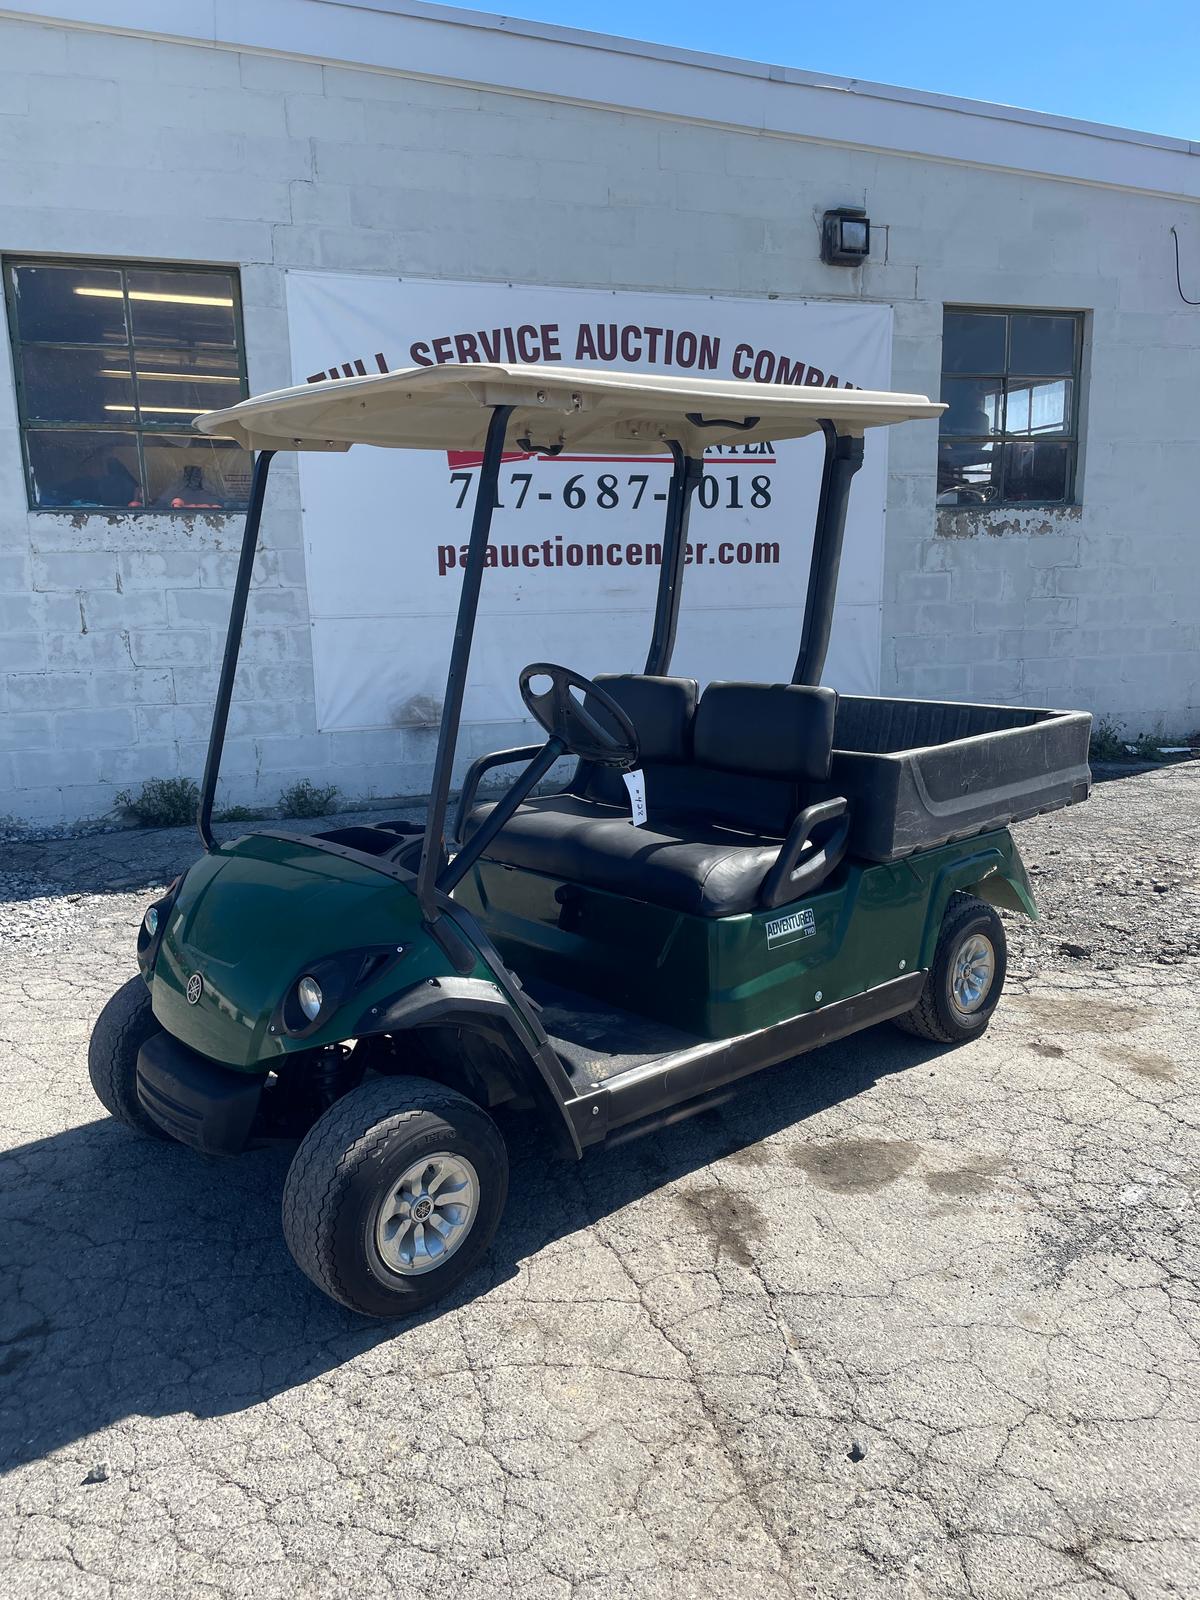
297 976 323 1021
144 906 159 937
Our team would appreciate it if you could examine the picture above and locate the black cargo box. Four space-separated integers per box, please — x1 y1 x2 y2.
814 696 1092 863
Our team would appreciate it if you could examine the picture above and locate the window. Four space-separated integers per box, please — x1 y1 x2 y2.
3 258 252 511
937 308 1082 507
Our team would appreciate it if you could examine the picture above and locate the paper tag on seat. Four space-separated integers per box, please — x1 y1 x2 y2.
622 768 648 826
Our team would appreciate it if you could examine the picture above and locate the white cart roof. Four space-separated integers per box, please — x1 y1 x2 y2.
194 363 943 456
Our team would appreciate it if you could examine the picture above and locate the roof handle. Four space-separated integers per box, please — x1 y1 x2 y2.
684 412 761 430
516 437 564 456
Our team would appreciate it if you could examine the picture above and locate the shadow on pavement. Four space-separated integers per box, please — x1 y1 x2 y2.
1 1023 933 1474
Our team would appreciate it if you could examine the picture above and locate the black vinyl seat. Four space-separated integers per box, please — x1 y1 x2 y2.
467 676 841 918
469 791 787 916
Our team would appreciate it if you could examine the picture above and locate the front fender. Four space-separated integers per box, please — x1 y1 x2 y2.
355 974 582 1157
916 832 1036 969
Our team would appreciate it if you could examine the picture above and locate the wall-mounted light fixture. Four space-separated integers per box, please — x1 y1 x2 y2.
821 207 870 267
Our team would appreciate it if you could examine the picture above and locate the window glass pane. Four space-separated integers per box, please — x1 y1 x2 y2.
25 429 143 509
1009 313 1077 377
942 311 1006 374
134 347 242 424
937 438 1001 506
8 262 128 345
18 346 135 424
127 269 237 349
1003 440 1071 502
142 434 252 509
939 377 1002 437
1005 378 1073 437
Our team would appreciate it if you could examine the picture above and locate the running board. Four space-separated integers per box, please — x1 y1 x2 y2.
567 970 926 1148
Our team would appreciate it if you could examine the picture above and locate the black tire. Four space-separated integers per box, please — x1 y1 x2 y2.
892 894 1007 1044
281 1076 508 1317
87 975 171 1138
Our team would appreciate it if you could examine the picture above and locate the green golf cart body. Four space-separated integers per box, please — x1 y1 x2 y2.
88 364 1091 1316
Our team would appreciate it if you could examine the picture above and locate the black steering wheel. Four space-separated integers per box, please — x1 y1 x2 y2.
519 663 640 768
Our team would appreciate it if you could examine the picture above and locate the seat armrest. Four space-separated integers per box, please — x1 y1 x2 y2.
760 797 850 910
453 744 547 847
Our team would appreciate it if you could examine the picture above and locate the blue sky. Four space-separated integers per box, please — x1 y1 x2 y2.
469 1 1198 141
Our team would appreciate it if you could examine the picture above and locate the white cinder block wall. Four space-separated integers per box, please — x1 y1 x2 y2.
0 7 1197 828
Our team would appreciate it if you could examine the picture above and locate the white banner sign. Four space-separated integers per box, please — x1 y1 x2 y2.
284 275 893 732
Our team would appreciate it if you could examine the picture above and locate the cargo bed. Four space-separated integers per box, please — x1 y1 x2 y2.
814 696 1092 863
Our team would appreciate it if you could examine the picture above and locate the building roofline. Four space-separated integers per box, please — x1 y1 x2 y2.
4 0 1198 199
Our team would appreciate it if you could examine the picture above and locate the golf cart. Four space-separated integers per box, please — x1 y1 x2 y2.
88 365 1092 1317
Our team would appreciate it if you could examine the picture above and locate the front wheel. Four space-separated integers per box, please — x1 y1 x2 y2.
892 894 1007 1044
88 975 172 1138
281 1076 508 1317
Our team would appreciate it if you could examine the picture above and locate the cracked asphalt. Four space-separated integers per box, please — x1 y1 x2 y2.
2 765 1198 1600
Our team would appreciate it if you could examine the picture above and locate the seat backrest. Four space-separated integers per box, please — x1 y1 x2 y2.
574 673 698 805
578 677 837 836
678 682 839 835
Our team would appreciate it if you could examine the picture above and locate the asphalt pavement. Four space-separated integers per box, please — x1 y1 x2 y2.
2 765 1197 1599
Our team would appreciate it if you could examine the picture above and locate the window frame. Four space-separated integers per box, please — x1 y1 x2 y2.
2 253 252 514
938 305 1084 509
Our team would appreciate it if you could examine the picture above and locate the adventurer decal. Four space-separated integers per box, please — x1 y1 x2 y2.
765 908 816 949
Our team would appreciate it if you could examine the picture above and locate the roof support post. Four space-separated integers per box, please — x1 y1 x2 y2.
197 448 275 851
417 403 514 924
792 423 864 687
644 444 704 677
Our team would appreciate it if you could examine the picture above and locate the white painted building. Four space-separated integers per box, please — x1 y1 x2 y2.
0 0 1197 830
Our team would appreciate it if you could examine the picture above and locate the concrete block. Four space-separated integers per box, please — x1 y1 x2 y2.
0 554 30 599
316 228 402 273
271 224 322 267
896 572 951 604
170 667 220 705
54 707 138 751
117 82 286 138
128 629 213 667
0 634 47 673
118 552 202 591
289 181 352 227
968 661 1023 699
0 19 68 72
99 743 184 786
239 52 325 93
92 669 174 707
238 627 293 663
255 733 332 771
901 664 973 699
168 590 238 628
83 591 168 630
286 93 366 141
64 29 239 86
14 748 103 788
6 672 93 711
32 551 117 591
246 589 306 623
181 736 257 778
23 73 120 123
0 711 54 752
238 263 285 309
0 594 40 631
4 785 66 826
227 700 298 739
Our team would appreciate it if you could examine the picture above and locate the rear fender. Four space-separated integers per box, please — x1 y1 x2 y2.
917 836 1037 969
353 975 581 1157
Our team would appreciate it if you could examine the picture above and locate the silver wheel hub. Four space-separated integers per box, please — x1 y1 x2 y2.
373 1152 479 1277
950 932 996 1015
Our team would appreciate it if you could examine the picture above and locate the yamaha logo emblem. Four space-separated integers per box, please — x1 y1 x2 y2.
186 974 203 1005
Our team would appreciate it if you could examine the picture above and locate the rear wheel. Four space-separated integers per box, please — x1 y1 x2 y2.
87 975 171 1138
282 1076 508 1317
892 894 1006 1044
